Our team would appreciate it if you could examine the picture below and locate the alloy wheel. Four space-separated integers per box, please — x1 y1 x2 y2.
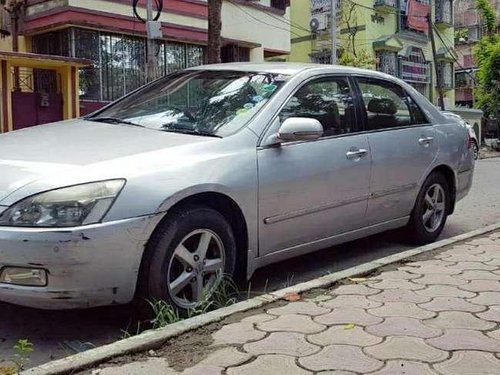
422 183 446 233
167 229 225 309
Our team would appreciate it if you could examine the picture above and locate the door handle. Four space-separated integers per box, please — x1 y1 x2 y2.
346 148 368 160
418 136 434 146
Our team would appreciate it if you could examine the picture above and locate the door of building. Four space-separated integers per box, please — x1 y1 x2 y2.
12 68 63 130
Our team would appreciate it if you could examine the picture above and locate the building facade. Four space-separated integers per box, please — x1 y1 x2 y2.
454 0 500 108
286 0 456 108
0 0 291 117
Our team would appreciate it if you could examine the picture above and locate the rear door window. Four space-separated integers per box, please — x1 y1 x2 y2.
356 77 428 131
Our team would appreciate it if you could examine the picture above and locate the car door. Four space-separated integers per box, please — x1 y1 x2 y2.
257 75 372 256
354 77 438 225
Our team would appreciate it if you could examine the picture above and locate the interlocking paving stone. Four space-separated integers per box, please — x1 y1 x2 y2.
322 295 382 309
368 289 431 303
257 314 325 334
364 336 447 363
441 254 494 262
198 347 252 368
466 238 497 246
400 265 461 275
243 332 320 357
467 291 500 305
316 372 356 375
459 279 500 292
416 285 476 298
240 313 276 324
446 261 498 271
372 270 421 280
314 307 383 326
478 306 500 322
367 279 425 291
212 322 266 346
479 245 500 254
182 366 222 375
423 311 496 330
487 328 500 340
299 345 384 373
434 351 500 375
308 325 383 346
411 274 466 286
436 245 485 256
369 360 438 375
368 302 436 319
454 270 500 280
418 296 486 312
330 284 380 296
427 329 500 352
485 258 500 266
305 294 334 303
267 302 330 316
407 259 456 267
365 317 442 338
98 358 177 375
227 355 311 375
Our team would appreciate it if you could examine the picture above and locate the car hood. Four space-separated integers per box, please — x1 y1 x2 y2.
0 119 211 202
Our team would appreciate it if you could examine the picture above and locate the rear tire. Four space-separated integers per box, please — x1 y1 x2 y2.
406 172 449 245
472 140 479 160
136 206 236 318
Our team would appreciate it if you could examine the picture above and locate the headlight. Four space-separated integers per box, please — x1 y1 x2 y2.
0 180 125 227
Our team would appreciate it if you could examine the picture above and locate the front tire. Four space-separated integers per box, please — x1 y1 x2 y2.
136 206 236 317
407 173 449 244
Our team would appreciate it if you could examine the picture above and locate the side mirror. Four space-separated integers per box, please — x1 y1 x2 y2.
277 117 323 143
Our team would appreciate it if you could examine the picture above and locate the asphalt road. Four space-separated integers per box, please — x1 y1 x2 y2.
1 158 499 368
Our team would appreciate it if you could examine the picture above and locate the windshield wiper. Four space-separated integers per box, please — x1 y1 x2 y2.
88 117 145 128
161 128 222 138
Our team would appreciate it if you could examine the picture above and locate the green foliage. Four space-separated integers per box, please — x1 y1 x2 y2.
474 0 500 116
338 49 376 69
455 28 469 42
11 339 34 372
476 0 498 36
147 273 239 330
475 41 500 116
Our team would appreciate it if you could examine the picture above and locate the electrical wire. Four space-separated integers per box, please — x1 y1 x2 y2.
132 0 163 23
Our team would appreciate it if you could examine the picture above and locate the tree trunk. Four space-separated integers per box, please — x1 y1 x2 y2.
207 0 222 64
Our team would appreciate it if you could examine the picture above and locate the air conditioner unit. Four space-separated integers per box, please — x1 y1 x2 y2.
310 13 329 32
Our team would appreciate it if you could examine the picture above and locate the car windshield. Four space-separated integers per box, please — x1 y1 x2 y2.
88 70 289 137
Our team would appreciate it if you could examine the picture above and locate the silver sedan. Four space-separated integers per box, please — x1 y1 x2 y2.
0 63 474 313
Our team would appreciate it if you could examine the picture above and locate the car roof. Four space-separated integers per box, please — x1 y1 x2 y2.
188 62 397 80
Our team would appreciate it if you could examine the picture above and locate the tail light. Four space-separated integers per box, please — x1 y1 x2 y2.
467 134 473 149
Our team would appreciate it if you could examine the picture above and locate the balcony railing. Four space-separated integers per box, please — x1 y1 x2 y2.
374 0 397 13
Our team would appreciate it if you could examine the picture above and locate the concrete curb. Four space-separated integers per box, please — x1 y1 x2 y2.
23 222 500 375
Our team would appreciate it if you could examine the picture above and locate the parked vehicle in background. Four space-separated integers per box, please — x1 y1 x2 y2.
0 63 474 315
442 111 479 160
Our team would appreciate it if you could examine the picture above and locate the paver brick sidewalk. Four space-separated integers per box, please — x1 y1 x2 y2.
91 232 500 375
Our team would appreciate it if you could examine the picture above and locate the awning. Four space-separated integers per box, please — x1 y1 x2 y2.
372 35 404 53
435 47 457 63
0 51 90 68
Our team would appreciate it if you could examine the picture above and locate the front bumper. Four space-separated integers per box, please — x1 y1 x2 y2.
0 215 159 309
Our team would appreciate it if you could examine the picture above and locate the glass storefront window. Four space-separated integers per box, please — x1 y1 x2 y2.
32 28 206 103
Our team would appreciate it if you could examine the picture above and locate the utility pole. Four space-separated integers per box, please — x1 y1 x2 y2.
330 0 337 64
428 13 445 110
146 0 157 81
208 0 222 64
